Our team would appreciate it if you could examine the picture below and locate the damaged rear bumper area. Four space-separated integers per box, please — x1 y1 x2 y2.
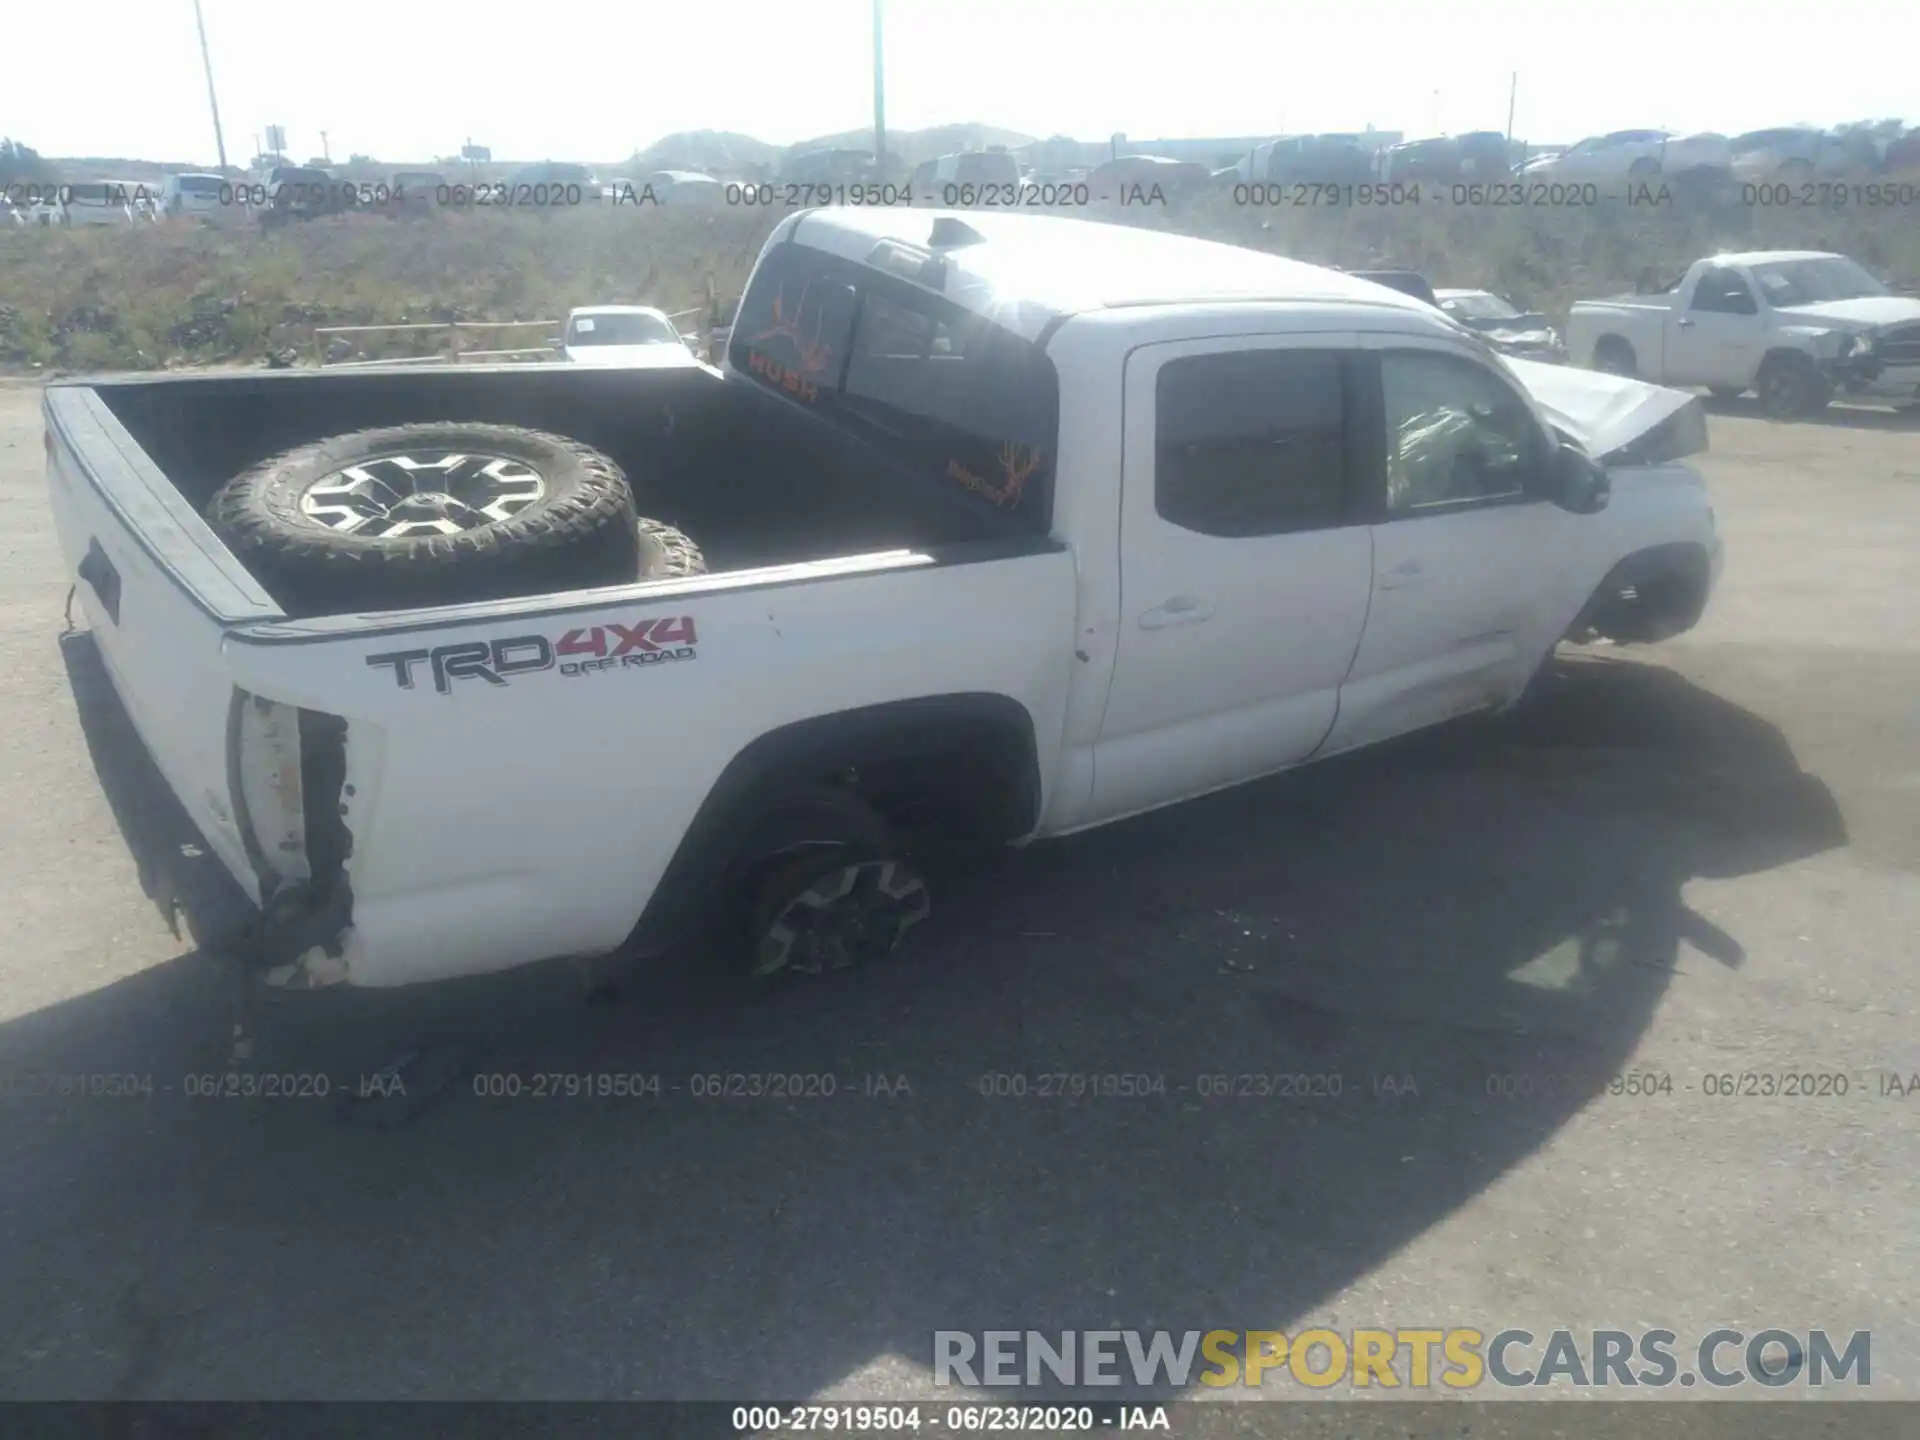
223 691 357 989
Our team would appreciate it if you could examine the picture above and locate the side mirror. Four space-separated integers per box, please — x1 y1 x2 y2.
1548 440 1610 514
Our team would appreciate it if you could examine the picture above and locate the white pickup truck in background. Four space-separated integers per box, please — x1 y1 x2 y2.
1566 250 1920 416
44 209 1721 998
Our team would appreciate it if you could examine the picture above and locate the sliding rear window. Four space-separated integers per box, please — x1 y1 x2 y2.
731 241 1060 531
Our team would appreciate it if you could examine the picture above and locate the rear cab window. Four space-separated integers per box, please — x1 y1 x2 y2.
729 241 1060 532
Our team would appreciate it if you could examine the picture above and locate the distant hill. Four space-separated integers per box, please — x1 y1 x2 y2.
794 123 1035 168
625 131 783 176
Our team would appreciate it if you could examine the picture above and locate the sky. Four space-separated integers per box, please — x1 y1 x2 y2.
6 0 1913 166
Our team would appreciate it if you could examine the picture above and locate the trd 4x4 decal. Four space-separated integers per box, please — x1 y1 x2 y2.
368 616 699 694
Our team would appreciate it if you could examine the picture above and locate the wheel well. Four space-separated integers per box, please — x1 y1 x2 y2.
1758 346 1819 377
627 693 1041 954
1571 543 1713 643
1593 334 1635 362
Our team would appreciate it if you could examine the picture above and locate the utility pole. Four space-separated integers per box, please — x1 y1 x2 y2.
193 0 231 172
871 0 887 179
1506 72 1518 145
320 130 330 162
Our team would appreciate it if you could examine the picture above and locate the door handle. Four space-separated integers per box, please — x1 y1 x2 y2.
1140 595 1214 629
1677 317 1695 328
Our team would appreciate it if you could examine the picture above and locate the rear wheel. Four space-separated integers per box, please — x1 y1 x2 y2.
719 786 931 979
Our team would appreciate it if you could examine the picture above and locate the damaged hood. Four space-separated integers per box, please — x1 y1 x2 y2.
1774 295 1920 329
1505 356 1699 464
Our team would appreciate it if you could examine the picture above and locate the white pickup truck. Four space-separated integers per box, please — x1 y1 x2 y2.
1566 250 1920 416
44 209 1721 995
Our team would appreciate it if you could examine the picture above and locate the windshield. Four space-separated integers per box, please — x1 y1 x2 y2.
1442 292 1525 322
568 312 681 346
177 174 224 194
1749 257 1890 306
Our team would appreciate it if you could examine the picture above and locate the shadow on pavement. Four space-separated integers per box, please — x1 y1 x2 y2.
0 640 1847 1404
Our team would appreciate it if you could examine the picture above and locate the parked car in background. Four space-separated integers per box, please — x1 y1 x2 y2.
389 170 447 215
910 150 1021 200
1378 136 1456 183
28 181 141 227
113 181 161 220
159 172 230 222
1085 154 1211 200
1379 131 1513 184
1242 134 1377 185
553 305 703 367
1523 130 1730 182
1567 250 1920 415
509 160 597 192
1455 131 1515 178
642 170 725 204
261 165 351 225
1437 289 1568 362
1730 128 1882 181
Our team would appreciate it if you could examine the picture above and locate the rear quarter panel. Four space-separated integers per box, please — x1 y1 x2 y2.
43 386 283 902
223 548 1080 987
1567 299 1670 372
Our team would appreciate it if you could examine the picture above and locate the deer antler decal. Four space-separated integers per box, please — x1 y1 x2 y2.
993 442 1042 507
749 281 833 376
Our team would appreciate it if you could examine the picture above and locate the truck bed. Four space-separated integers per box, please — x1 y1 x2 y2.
93 359 1030 602
46 360 1077 986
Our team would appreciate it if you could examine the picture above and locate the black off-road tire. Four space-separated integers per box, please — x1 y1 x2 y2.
636 515 707 580
207 423 695 615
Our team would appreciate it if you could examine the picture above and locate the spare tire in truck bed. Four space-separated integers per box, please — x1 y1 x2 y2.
205 423 704 615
